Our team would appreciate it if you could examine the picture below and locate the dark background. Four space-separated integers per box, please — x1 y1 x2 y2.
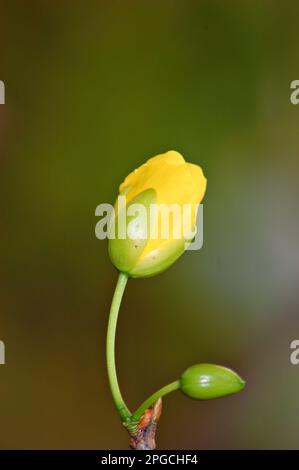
0 0 299 449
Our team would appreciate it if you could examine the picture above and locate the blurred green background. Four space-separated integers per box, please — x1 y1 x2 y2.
1 0 299 449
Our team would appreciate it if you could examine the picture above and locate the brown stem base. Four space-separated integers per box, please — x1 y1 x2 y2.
128 399 162 450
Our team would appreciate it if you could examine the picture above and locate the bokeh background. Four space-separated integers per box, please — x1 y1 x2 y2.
1 0 299 449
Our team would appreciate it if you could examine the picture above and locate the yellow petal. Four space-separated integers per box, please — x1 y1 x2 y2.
119 151 186 204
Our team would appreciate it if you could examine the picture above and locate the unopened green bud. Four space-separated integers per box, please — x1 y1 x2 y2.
180 364 245 400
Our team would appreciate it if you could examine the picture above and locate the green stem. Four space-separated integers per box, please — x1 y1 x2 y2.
106 272 131 423
131 380 180 423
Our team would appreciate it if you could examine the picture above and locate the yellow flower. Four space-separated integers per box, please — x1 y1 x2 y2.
108 150 207 277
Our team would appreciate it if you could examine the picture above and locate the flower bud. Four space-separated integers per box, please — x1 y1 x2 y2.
180 364 245 400
108 151 207 278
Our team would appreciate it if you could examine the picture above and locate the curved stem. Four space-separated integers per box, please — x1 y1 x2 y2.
131 380 180 423
106 272 131 423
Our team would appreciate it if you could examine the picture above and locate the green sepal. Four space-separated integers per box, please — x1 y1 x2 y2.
108 189 156 274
